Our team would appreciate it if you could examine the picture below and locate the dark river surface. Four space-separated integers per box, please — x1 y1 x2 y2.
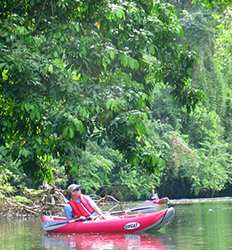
1 202 232 250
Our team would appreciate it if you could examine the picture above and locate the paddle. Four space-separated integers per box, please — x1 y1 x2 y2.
109 205 157 215
43 217 88 231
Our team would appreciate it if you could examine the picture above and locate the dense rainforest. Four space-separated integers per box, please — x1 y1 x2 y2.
0 0 231 200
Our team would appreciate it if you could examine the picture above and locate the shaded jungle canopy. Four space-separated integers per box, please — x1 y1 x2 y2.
0 0 231 200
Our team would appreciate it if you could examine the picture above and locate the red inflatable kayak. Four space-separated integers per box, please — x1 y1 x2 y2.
41 207 174 234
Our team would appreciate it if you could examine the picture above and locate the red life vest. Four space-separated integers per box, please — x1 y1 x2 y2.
68 195 95 218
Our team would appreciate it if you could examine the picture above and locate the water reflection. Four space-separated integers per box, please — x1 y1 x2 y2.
43 233 170 250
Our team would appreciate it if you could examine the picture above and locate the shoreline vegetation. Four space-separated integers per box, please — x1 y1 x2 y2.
1 185 232 219
0 186 66 218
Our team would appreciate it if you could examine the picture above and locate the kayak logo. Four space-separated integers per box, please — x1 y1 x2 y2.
124 222 140 230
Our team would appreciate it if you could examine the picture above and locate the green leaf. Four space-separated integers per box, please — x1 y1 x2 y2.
48 64 53 73
53 58 65 69
71 71 81 81
2 69 9 81
119 54 139 70
73 118 85 134
20 148 30 158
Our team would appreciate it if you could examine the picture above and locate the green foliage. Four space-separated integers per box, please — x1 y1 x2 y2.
160 130 232 197
0 0 231 200
191 141 232 195
193 0 231 10
183 106 224 146
76 144 115 193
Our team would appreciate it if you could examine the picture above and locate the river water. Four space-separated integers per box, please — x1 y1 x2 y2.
1 202 232 250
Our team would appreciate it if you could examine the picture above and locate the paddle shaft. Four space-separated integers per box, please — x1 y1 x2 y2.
109 205 157 215
43 216 88 231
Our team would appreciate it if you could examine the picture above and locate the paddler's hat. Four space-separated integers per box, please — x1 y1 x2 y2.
67 184 81 193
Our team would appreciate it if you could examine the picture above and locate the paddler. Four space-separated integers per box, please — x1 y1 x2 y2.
64 184 106 220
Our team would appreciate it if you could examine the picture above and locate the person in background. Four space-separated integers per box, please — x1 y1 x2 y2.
64 184 106 220
148 190 169 205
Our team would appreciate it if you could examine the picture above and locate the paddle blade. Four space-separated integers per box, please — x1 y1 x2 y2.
42 220 69 231
42 217 85 231
129 205 158 213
